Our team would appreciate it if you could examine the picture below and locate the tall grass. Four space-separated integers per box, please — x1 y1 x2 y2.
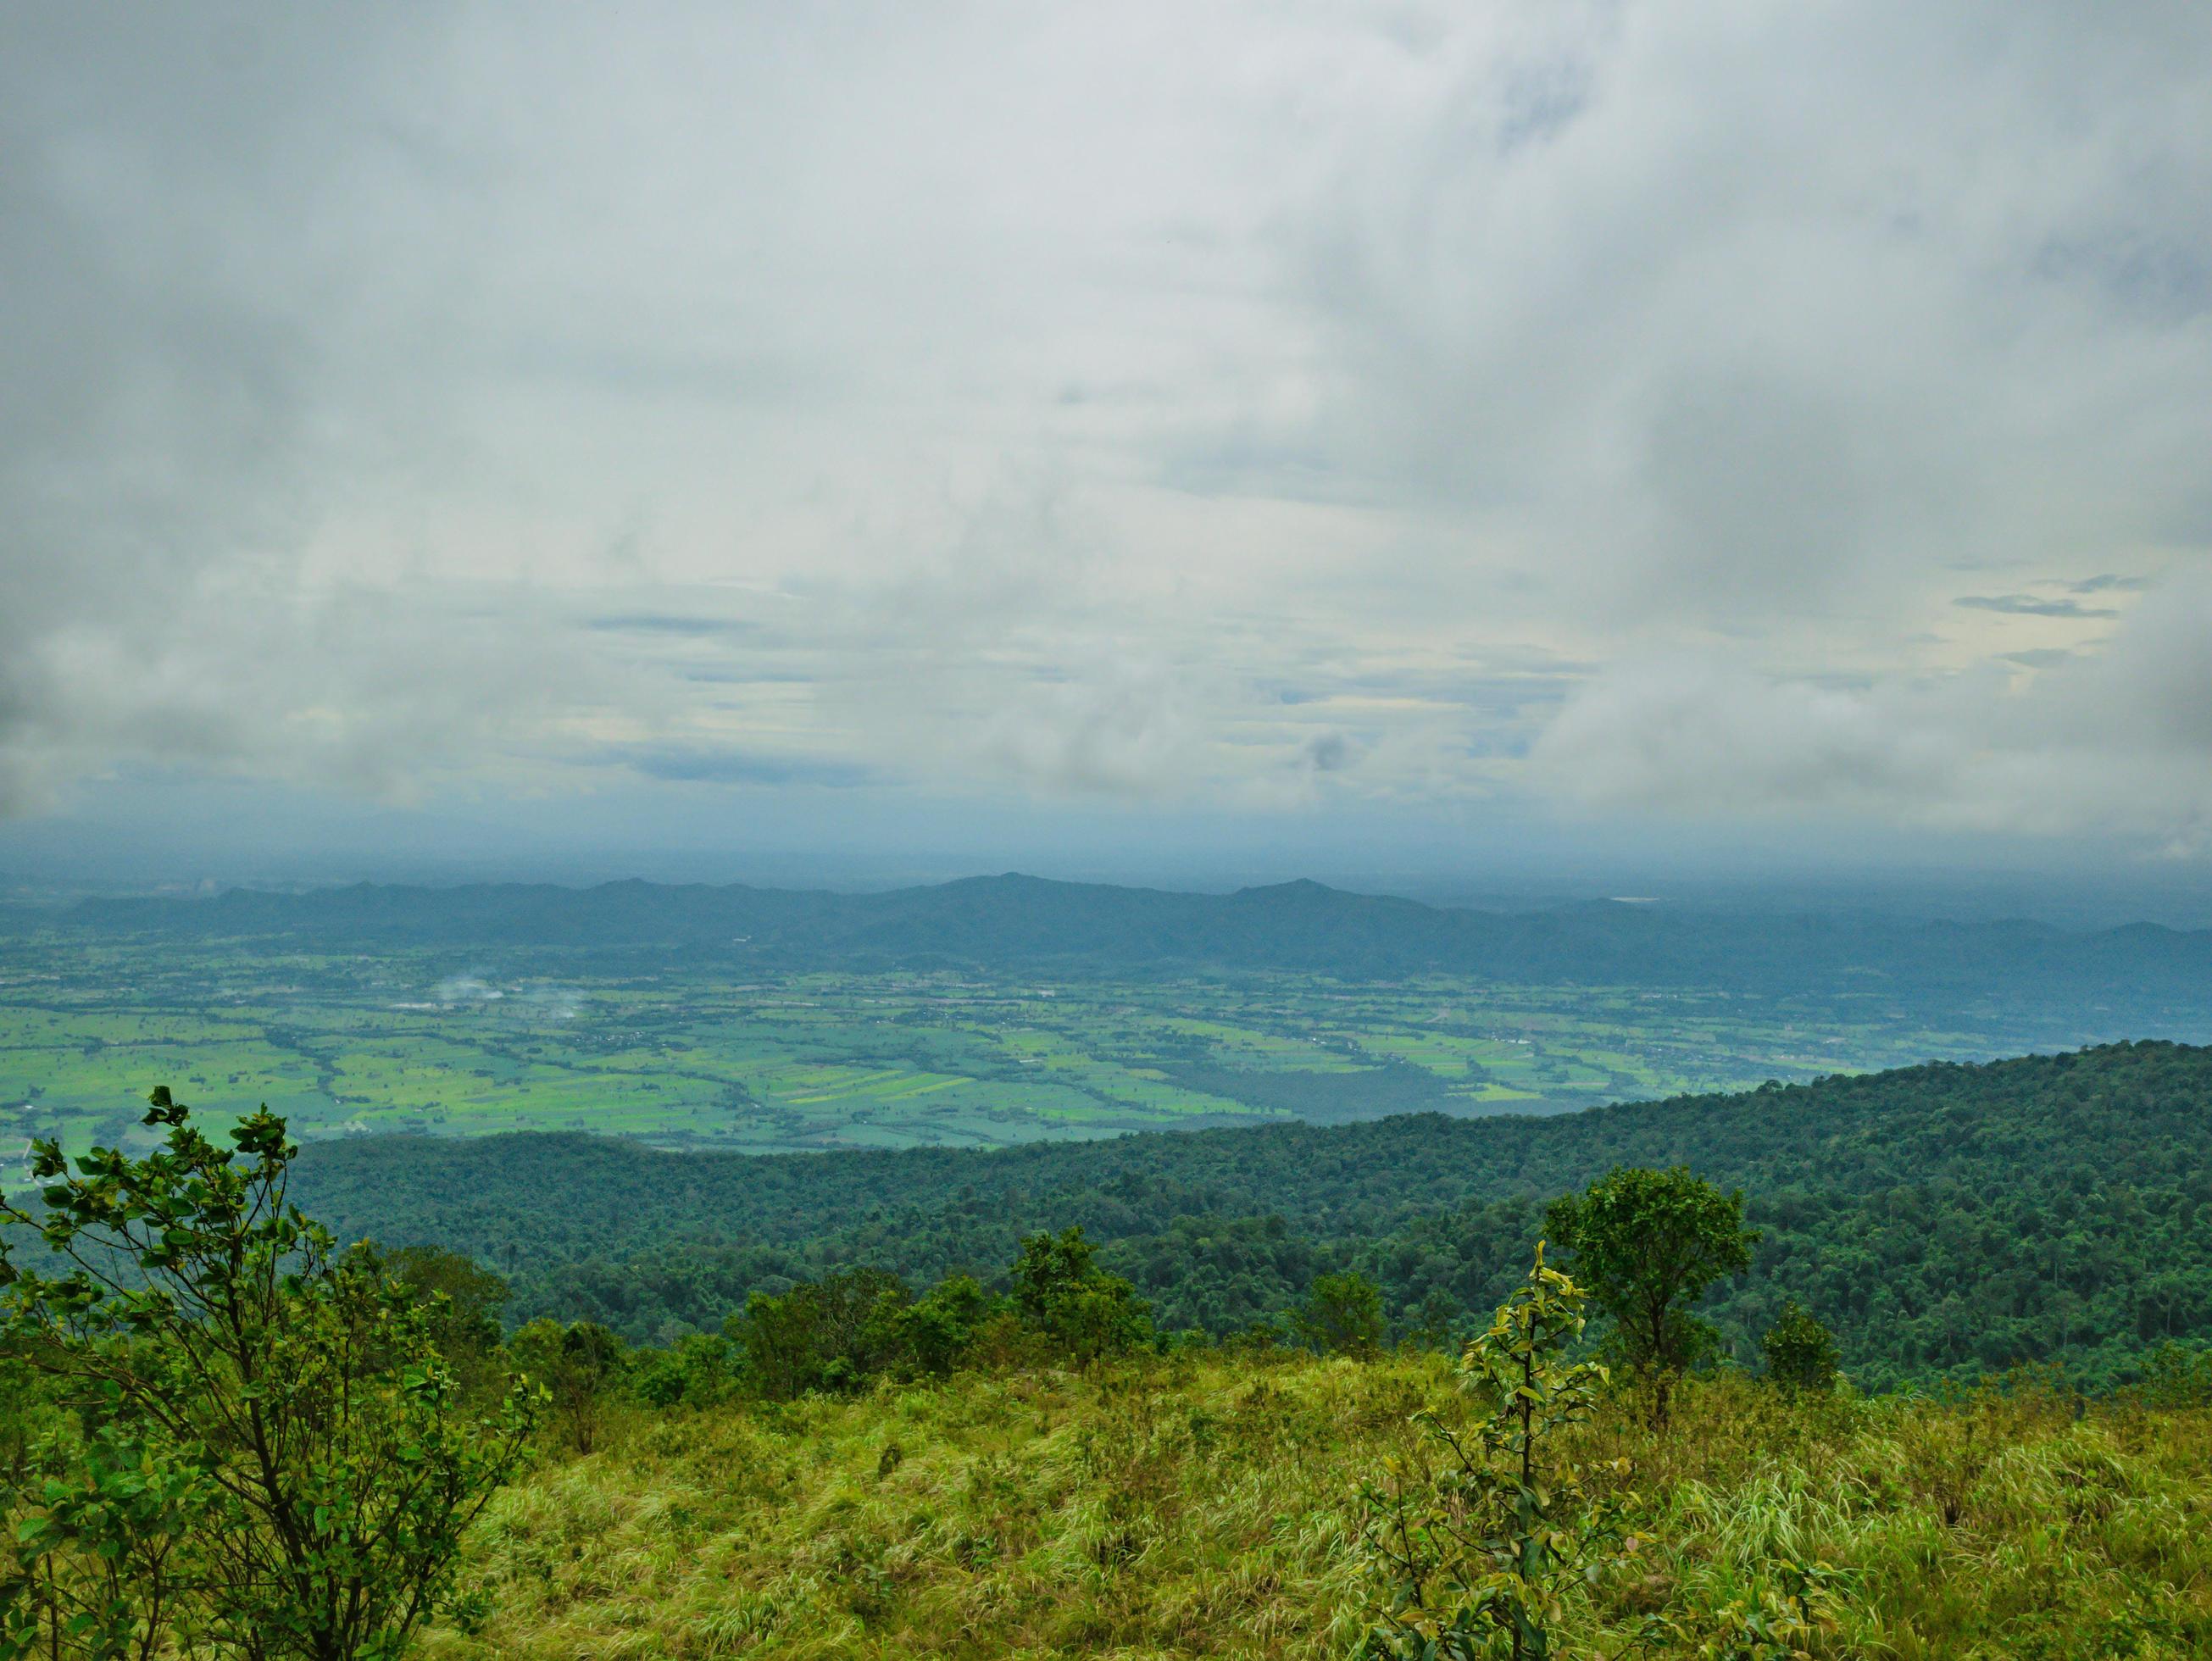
421 1353 2212 1658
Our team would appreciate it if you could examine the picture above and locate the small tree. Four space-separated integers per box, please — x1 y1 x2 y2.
1009 1228 1152 1363
506 1319 628 1450
0 1089 537 1660
2140 1342 2212 1408
898 1274 992 1376
1545 1166 1758 1426
347 1242 511 1403
631 1332 716 1410
731 1267 912 1400
1295 1269 1386 1359
1357 1244 1633 1661
1761 1300 1840 1396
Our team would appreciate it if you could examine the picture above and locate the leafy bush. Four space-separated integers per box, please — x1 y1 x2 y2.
732 1266 914 1398
1358 1245 1633 1659
1761 1300 1840 1396
1295 1269 1386 1359
898 1272 992 1375
1009 1226 1153 1364
2136 1342 2212 1408
507 1319 627 1452
0 1089 537 1660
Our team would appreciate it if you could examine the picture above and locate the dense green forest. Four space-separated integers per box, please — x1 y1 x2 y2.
292 1041 2212 1389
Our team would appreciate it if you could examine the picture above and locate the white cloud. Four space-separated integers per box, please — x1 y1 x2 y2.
2 3 2208 855
1532 571 2212 847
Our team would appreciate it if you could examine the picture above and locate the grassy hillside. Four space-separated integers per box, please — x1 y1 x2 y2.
421 1349 2212 1660
295 1042 2212 1387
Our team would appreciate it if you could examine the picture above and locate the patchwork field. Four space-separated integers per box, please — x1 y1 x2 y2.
0 926 2024 1173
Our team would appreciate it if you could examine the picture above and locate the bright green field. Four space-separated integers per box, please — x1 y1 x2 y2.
0 932 2002 1171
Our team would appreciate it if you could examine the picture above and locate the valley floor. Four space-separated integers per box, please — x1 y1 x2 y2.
0 931 2078 1164
426 1351 2212 1659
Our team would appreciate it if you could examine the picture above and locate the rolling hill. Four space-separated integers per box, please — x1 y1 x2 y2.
39 871 2212 1013
292 1040 2212 1386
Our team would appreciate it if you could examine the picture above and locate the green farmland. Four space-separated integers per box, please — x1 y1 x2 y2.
0 926 2020 1173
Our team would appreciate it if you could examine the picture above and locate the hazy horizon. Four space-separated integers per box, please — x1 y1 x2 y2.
13 808 2212 931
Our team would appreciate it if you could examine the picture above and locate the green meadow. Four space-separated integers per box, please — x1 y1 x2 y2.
1 928 2009 1169
424 1352 2212 1661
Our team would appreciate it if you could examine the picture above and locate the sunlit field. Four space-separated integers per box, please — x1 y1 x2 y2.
1 929 2016 1165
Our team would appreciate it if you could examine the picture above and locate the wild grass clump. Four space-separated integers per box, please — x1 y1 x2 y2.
416 1352 2212 1659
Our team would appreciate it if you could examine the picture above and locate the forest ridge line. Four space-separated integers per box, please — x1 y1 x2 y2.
291 1040 2212 1387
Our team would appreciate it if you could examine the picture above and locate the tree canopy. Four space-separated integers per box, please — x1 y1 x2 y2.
286 1042 2212 1389
1544 1166 1757 1419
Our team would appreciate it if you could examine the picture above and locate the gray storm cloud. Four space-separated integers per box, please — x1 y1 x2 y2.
2 3 2208 852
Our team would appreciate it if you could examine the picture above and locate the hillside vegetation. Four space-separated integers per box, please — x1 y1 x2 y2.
297 1041 2212 1389
422 1352 2212 1660
9 1080 2212 1659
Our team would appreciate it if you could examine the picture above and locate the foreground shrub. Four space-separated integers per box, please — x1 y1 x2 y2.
1356 1244 1631 1660
1761 1300 1841 1396
1295 1270 1386 1360
0 1089 537 1660
1011 1226 1154 1363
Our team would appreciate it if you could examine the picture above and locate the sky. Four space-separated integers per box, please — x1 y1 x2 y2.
3 3 2210 897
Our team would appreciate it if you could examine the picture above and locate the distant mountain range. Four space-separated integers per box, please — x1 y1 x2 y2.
27 872 2212 1013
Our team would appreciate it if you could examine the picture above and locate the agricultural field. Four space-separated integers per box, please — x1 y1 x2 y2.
0 927 2015 1175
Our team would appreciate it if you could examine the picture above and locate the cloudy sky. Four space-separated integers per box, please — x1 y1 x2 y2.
3 3 2210 886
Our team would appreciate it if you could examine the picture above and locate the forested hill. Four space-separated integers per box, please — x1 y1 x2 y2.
293 1041 2212 1387
44 873 2212 1007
